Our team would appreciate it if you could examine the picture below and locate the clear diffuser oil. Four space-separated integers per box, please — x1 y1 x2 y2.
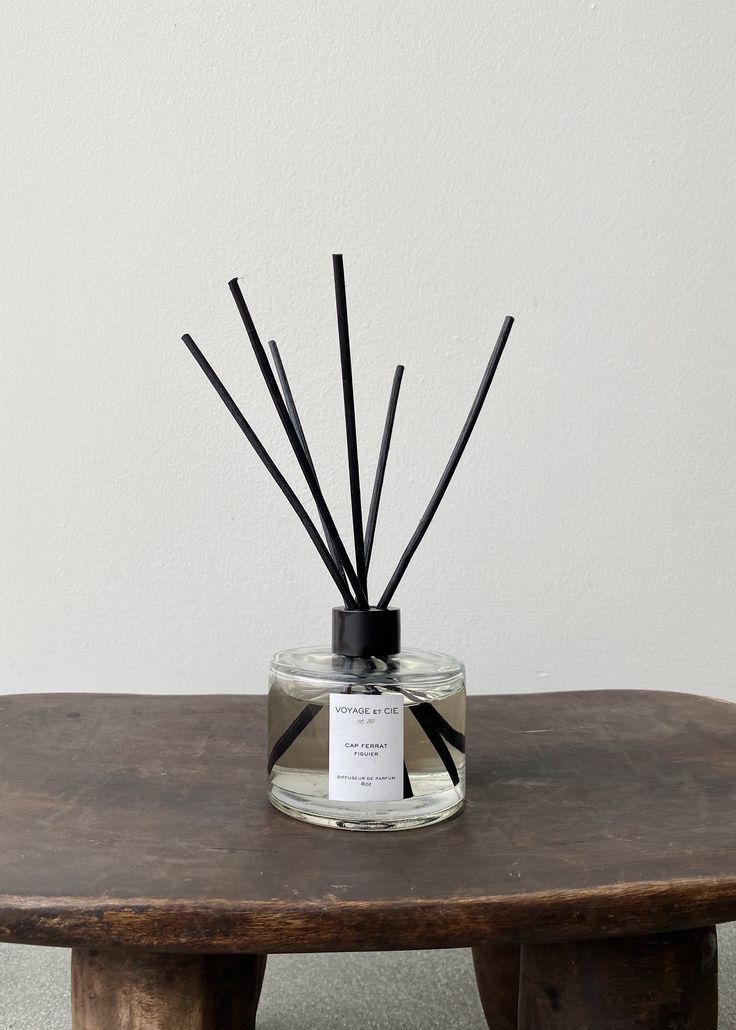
267 610 466 830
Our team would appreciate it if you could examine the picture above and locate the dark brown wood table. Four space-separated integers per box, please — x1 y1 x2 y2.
1 690 735 1028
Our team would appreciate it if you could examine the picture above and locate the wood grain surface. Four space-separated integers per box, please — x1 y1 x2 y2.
0 691 735 952
517 926 717 1029
71 949 266 1029
472 943 520 1030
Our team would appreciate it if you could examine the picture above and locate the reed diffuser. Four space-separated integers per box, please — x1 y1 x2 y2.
182 256 513 830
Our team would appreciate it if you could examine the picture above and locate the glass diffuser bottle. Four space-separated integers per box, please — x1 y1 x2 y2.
181 255 513 831
268 608 466 830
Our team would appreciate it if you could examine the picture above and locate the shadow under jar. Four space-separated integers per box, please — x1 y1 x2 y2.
267 613 466 832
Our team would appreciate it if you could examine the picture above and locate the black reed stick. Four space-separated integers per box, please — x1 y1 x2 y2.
409 705 460 785
268 339 341 571
377 316 514 608
411 701 465 753
333 255 367 595
364 364 404 572
267 702 322 773
268 340 313 466
228 277 369 609
182 334 357 609
402 762 414 799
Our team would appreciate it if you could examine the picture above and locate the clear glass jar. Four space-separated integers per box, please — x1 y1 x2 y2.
267 647 465 830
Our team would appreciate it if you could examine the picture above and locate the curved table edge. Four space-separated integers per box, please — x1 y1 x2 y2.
2 876 736 953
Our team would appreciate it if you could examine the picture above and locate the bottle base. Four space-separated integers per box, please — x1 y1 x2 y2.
268 782 464 831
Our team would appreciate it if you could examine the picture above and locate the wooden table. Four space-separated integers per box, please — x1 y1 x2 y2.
0 690 735 1028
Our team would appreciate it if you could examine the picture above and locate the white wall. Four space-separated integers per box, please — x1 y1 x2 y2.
2 1 735 699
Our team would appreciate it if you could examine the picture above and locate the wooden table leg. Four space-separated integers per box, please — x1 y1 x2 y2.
71 949 266 1029
517 926 717 1029
472 943 520 1029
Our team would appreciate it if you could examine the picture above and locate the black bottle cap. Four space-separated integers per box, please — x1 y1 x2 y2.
332 607 401 658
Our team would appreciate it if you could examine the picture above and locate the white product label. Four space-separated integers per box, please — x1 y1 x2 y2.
328 694 404 801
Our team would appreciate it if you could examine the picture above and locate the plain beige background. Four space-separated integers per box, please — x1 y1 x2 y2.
2 1 735 698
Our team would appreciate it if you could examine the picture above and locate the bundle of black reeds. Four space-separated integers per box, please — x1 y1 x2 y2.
183 255 513 611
